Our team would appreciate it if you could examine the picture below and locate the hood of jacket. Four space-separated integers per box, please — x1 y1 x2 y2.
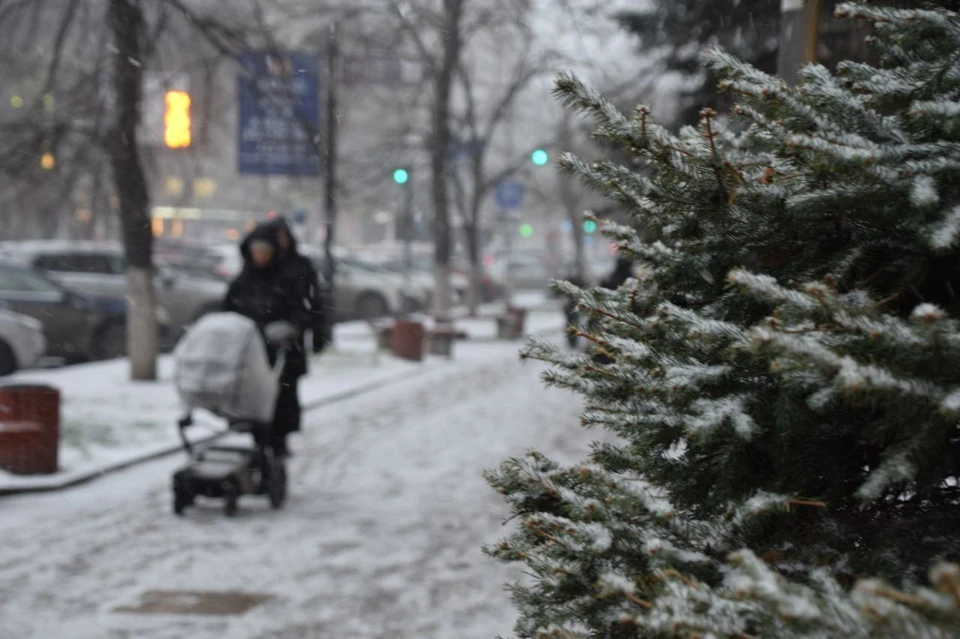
267 216 299 255
239 223 282 267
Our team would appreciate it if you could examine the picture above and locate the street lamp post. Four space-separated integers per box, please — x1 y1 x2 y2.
778 0 822 86
322 20 339 291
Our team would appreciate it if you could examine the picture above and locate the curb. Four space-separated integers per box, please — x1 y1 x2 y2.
0 367 431 497
0 322 564 497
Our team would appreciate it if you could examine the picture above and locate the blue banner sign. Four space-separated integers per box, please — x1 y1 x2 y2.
238 51 320 176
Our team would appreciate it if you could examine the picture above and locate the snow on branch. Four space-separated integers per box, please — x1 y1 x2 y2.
928 203 960 250
857 451 917 502
727 269 819 310
685 394 757 439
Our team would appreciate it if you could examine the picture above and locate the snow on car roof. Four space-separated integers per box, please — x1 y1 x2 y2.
0 240 123 256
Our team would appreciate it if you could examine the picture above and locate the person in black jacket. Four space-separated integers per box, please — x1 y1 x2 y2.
269 217 333 356
563 272 587 349
601 256 635 291
591 257 635 364
223 224 308 457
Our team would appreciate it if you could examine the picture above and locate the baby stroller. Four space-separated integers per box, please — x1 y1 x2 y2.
171 312 296 517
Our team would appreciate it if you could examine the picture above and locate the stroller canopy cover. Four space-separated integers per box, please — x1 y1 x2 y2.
174 312 278 422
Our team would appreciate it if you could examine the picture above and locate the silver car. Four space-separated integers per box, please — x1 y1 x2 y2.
0 241 226 335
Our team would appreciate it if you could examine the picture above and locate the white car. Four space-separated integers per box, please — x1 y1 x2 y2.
0 308 45 375
299 246 430 319
205 243 244 281
353 250 469 305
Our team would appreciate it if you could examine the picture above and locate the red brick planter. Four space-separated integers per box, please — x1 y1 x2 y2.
0 385 60 475
391 320 425 362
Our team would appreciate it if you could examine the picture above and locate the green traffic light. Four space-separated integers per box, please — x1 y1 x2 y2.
519 223 534 238
531 149 548 166
583 220 597 234
393 168 409 184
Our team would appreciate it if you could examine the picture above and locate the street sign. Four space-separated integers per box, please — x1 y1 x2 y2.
343 57 421 85
495 180 524 209
448 139 484 160
238 51 320 176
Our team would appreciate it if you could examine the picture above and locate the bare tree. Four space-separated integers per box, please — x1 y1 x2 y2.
449 38 552 313
107 0 156 380
0 0 276 380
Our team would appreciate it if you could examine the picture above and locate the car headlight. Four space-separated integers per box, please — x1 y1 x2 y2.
15 314 42 332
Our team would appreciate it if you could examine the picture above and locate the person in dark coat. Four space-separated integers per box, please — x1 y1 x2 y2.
563 272 587 349
601 256 635 291
269 217 333 356
223 224 308 457
591 256 635 364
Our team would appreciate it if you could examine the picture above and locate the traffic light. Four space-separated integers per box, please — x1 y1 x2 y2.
583 220 597 234
519 223 534 238
531 149 548 166
393 168 410 185
164 90 191 149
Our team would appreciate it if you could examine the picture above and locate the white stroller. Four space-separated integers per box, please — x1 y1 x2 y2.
171 312 295 517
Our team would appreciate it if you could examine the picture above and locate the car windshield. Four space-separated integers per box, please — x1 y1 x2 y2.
340 257 387 274
0 267 63 294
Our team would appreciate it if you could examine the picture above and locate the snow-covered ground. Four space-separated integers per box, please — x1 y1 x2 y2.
0 341 426 493
0 333 594 639
0 293 562 493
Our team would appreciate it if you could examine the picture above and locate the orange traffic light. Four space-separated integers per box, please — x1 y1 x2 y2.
164 90 191 148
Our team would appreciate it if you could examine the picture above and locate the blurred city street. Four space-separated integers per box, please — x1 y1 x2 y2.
0 332 592 638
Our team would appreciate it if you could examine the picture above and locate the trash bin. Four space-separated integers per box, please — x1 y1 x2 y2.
429 325 457 358
0 385 60 475
497 307 527 340
391 320 425 362
373 320 395 351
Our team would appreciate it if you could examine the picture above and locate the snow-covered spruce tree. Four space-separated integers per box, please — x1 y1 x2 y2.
486 4 960 637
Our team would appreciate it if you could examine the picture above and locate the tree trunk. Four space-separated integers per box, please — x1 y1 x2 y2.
107 0 156 381
430 0 463 314
464 219 482 315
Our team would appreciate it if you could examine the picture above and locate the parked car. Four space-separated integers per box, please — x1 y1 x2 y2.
154 240 226 281
354 248 476 304
300 246 429 319
0 241 226 336
204 243 244 282
486 250 554 291
0 308 45 375
0 261 169 361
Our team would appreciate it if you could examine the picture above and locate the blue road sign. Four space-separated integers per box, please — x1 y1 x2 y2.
238 51 320 176
495 180 524 209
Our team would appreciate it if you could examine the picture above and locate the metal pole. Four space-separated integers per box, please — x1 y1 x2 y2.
503 209 514 308
322 22 339 290
778 0 820 86
402 178 414 291
803 0 823 65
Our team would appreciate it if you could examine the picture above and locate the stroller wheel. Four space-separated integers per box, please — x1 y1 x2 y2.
223 482 240 517
268 460 287 510
173 490 190 516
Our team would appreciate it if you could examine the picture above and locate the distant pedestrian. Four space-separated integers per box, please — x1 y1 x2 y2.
601 256 634 291
591 256 635 364
564 272 587 349
269 217 333 357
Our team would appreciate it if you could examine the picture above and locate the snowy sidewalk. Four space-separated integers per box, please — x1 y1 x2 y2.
0 347 428 494
0 333 592 639
0 296 565 494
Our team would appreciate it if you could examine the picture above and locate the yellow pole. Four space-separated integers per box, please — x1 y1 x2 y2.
803 0 823 63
